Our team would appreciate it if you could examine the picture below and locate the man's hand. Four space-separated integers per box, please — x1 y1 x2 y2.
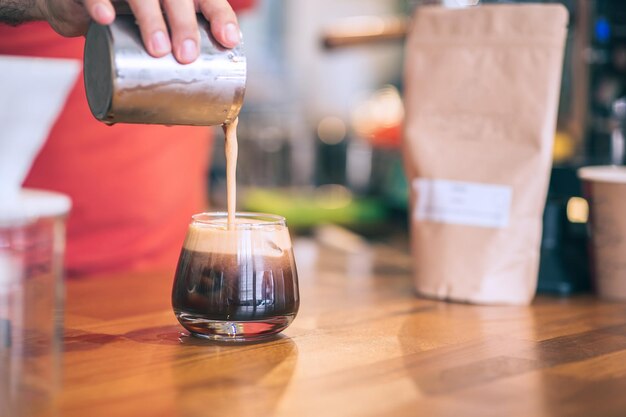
2 0 240 64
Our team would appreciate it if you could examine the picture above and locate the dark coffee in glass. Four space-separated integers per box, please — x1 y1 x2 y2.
172 213 299 342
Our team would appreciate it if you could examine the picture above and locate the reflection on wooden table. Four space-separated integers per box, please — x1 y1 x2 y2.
9 236 626 417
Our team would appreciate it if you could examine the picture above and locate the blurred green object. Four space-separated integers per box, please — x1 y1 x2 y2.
242 186 387 230
382 155 409 210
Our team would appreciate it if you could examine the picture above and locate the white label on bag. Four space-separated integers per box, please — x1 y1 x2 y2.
413 178 512 228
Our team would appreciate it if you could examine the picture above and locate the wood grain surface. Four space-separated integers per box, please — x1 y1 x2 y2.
8 237 626 417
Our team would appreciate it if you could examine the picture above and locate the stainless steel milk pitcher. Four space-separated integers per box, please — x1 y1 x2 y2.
83 14 246 126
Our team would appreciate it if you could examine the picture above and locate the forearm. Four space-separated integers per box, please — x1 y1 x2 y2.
0 0 43 26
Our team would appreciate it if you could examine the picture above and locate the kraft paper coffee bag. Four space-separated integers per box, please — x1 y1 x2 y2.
403 4 568 305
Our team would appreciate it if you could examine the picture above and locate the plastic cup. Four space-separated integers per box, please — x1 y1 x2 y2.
0 189 71 415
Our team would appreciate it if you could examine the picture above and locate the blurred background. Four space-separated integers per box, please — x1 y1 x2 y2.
209 0 626 294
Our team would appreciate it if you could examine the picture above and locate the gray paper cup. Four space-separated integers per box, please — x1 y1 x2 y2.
578 166 626 301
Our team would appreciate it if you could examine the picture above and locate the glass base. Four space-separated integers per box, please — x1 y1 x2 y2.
175 313 295 342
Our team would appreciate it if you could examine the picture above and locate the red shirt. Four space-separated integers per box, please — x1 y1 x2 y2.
0 23 213 276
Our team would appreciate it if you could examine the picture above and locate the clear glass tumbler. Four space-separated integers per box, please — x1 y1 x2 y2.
172 213 299 342
0 189 70 416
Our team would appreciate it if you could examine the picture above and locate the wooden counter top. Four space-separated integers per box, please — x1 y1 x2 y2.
14 238 626 417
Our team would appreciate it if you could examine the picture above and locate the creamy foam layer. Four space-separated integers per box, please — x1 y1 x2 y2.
578 166 626 184
183 221 292 256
